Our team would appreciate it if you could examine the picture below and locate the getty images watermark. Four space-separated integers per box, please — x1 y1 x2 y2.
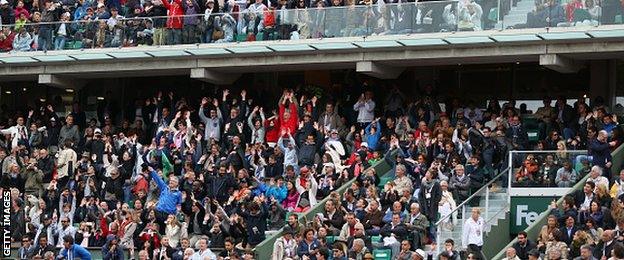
2 190 10 257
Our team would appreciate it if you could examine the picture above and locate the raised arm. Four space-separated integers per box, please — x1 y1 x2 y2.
149 169 167 191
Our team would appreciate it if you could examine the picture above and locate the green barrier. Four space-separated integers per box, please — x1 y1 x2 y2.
492 142 624 259
254 155 395 258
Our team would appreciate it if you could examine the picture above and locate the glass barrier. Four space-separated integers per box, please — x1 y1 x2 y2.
508 150 591 188
1 0 621 53
0 1 462 52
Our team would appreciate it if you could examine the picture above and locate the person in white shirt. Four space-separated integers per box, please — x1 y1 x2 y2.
462 208 484 257
191 238 216 260
353 91 375 127
56 217 76 248
587 166 609 192
0 115 28 149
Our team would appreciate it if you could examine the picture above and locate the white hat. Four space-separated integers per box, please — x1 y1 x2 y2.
94 128 102 135
360 142 368 148
415 249 426 259
97 2 105 8
0 0 8 5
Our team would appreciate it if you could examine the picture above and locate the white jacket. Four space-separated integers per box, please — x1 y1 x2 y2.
0 124 28 149
57 148 77 179
295 176 318 208
461 216 484 248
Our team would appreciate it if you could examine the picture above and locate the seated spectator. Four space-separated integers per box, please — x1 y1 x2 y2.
587 166 609 192
545 229 569 259
320 199 345 235
556 160 578 187
59 235 92 260
513 231 537 260
575 244 596 260
380 213 408 257
609 170 624 199
347 238 369 260
404 202 429 250
503 247 521 260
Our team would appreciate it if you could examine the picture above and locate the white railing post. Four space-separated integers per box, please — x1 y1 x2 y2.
485 186 490 222
508 150 513 205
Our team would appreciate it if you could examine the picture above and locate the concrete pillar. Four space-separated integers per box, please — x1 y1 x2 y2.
190 68 241 85
356 61 404 79
589 60 617 108
539 54 582 74
38 74 85 90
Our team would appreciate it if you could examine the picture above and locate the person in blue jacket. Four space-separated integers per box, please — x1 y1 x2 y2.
149 167 183 227
58 235 92 260
364 118 381 151
102 235 124 260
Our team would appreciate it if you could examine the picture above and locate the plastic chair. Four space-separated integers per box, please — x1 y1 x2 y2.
373 249 392 260
371 235 382 244
378 176 393 189
488 7 498 23
572 8 592 23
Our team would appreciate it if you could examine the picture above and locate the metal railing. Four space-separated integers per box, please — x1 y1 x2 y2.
435 167 510 256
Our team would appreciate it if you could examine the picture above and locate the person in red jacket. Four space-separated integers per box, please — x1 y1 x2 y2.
279 90 298 138
265 111 280 147
159 0 183 45
0 26 15 52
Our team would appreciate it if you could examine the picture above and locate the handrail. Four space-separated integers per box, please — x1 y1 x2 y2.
434 167 510 226
508 149 588 154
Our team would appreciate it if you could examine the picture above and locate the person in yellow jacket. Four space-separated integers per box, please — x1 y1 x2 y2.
609 170 624 199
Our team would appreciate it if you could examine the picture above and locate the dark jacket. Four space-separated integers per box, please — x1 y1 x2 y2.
512 239 537 260
593 240 622 259
589 138 612 169
238 203 269 246
380 222 408 241
102 236 124 260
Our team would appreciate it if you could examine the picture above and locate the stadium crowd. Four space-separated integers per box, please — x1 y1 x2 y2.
0 0 619 52
0 81 621 260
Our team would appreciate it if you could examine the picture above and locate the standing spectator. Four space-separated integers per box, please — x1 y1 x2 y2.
462 208 485 258
353 91 375 128
149 167 183 224
589 130 613 177
56 140 77 189
160 0 184 45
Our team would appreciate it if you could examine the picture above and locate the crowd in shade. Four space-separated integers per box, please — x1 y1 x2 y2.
1 80 621 260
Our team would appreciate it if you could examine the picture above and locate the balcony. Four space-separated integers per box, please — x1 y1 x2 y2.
1 1 624 84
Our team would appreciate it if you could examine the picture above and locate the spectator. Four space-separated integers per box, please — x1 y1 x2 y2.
503 247 521 260
272 226 297 260
353 91 375 128
462 208 484 258
59 235 92 260
18 235 34 260
555 160 578 187
404 202 429 250
545 229 569 259
513 231 537 260
189 237 213 259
